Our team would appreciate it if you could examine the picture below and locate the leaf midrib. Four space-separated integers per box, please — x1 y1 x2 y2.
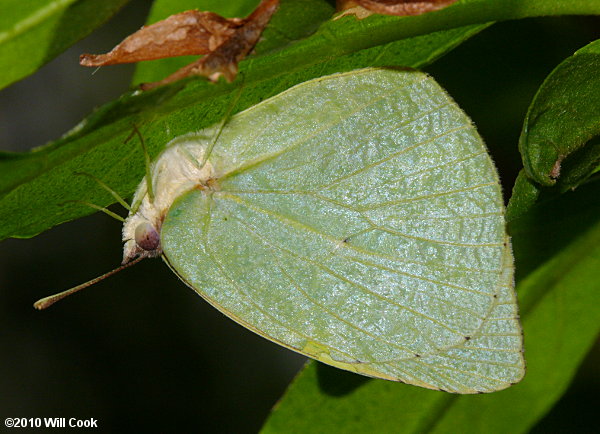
0 0 77 44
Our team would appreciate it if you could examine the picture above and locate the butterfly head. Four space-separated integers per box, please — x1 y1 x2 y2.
122 212 163 264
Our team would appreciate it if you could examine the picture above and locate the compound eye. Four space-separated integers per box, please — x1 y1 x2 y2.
135 222 160 251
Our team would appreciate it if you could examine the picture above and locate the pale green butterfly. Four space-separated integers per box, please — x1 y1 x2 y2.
37 68 525 393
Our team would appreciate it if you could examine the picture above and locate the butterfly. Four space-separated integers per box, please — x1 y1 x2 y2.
37 68 525 393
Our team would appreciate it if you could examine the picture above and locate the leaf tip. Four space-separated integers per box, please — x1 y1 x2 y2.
79 53 101 67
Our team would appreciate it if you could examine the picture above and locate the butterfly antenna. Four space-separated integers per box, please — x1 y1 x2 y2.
33 256 145 310
74 172 131 212
198 79 245 170
125 125 155 203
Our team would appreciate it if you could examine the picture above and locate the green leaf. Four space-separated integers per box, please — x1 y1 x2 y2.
507 40 600 219
2 0 600 242
261 179 600 434
505 169 541 222
0 0 130 90
519 39 600 187
0 25 483 240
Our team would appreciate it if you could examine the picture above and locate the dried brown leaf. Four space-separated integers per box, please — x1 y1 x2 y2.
142 0 279 89
80 11 242 66
336 0 457 18
81 0 279 89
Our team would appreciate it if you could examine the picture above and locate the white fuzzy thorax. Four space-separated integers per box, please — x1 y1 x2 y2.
122 138 214 263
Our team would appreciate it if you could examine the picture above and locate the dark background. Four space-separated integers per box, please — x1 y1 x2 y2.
1 2 598 432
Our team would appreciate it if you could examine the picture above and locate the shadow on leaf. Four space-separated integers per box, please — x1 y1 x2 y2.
509 178 600 284
316 362 371 396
